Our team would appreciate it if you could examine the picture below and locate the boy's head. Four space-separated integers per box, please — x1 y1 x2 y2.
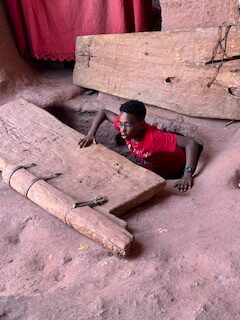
120 100 146 120
119 100 146 140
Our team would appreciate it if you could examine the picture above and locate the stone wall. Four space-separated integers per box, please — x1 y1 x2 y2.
160 0 240 30
0 3 34 105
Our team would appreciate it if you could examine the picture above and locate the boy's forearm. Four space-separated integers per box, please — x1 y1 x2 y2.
87 109 117 137
87 109 107 137
79 109 117 148
176 136 199 175
175 136 200 191
184 140 199 175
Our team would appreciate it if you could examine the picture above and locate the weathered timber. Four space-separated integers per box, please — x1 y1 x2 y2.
0 99 165 216
73 26 240 120
1 162 133 256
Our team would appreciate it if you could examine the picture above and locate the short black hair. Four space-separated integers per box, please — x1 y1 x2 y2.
120 100 146 120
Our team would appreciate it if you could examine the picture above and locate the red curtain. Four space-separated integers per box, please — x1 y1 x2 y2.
6 0 153 61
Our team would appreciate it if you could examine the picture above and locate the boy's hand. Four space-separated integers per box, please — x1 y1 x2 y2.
78 134 96 148
173 173 193 192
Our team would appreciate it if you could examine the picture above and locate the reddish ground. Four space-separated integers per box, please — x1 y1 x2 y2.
0 71 240 320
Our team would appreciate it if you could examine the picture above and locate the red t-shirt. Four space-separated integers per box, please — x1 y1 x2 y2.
114 116 186 178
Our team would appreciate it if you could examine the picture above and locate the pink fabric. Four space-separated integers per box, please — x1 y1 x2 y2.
114 116 186 178
6 0 153 61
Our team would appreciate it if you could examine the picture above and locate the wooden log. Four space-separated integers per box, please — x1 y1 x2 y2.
0 158 127 229
1 163 133 256
73 26 240 120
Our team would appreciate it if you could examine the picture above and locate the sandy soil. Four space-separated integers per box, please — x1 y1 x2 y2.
0 73 240 320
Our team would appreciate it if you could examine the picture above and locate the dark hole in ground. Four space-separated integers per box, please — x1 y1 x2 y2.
0 311 7 320
46 106 142 166
165 77 175 83
229 169 240 189
228 87 240 97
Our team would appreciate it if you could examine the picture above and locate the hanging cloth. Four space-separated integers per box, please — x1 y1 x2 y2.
6 0 153 61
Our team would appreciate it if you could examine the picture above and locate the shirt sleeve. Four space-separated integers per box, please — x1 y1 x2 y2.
113 115 120 132
152 129 177 153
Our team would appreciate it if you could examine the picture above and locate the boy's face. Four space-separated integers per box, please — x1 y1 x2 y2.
119 112 145 140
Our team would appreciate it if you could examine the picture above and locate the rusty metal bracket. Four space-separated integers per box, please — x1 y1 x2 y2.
25 172 62 198
8 163 36 187
72 196 108 209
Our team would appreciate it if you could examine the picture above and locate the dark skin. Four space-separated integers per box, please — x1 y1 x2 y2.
79 109 200 192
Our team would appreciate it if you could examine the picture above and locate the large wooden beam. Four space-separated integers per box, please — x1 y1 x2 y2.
0 99 165 216
73 26 240 120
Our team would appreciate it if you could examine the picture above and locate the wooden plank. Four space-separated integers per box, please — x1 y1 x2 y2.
1 163 133 256
73 26 240 120
0 99 165 216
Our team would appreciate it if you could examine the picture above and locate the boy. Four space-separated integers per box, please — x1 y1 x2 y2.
79 100 203 192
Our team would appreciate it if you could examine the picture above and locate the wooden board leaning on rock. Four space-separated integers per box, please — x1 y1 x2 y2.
0 99 165 217
73 25 240 120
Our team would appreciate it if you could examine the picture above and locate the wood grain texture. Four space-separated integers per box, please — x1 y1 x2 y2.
73 26 240 120
0 99 165 216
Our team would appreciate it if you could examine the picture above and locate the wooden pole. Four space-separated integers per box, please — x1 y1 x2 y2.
1 163 133 256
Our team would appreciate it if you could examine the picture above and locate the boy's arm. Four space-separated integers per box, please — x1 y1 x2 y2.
174 135 200 192
79 109 117 148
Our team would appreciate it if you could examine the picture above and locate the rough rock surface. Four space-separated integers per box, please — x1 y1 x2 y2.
0 5 81 108
0 3 35 104
160 0 240 30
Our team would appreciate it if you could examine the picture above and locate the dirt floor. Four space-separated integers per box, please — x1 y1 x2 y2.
0 70 240 320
